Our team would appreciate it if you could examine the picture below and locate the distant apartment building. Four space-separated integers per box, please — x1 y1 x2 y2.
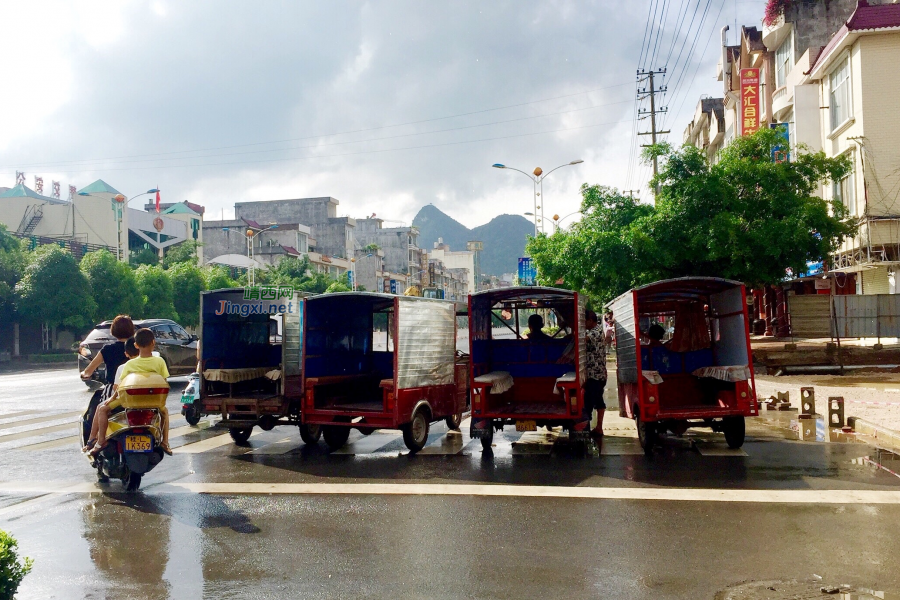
351 248 408 294
428 238 479 293
683 97 726 163
353 217 427 286
234 197 355 260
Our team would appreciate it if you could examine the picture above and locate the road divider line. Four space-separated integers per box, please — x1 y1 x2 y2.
0 421 77 444
14 418 220 452
1 481 900 504
0 411 82 431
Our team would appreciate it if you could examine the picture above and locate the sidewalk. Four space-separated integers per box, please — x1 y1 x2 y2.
0 360 77 374
755 371 900 434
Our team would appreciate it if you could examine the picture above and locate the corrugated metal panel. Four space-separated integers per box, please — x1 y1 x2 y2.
877 295 900 338
787 294 832 338
833 295 877 338
862 267 890 295
396 298 455 389
609 293 637 384
282 292 302 377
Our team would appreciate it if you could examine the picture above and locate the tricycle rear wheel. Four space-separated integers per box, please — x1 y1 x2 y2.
635 408 656 455
722 416 746 449
480 420 494 451
402 409 430 452
229 427 253 444
322 425 350 450
299 423 321 445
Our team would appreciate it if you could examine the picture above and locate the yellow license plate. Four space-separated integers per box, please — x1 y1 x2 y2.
515 420 537 432
124 435 152 452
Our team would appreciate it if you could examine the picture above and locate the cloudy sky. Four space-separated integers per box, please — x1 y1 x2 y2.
0 0 765 230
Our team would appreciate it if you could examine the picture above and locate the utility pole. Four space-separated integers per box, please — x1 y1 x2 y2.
623 189 640 199
637 69 670 195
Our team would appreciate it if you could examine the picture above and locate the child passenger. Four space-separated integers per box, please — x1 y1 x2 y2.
89 328 172 456
83 337 139 452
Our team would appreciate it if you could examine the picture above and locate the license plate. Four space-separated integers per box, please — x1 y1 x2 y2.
515 420 537 432
124 435 152 453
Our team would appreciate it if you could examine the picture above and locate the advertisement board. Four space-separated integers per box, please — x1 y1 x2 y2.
740 68 760 135
517 257 536 286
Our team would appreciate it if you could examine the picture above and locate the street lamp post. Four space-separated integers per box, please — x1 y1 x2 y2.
492 160 583 235
551 210 583 233
79 188 158 261
245 223 277 286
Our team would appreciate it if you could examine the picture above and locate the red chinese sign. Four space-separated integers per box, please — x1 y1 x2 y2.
740 68 760 135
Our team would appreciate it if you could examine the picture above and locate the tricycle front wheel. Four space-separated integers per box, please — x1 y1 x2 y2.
480 420 494 451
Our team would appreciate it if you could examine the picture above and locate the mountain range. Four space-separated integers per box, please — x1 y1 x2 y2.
412 204 533 276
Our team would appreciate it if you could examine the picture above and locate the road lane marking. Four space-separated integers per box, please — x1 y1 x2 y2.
0 421 77 443
247 437 303 455
695 444 749 457
0 410 42 421
2 481 900 504
331 432 402 455
14 418 220 452
599 438 645 455
174 428 263 454
0 411 82 431
418 430 468 455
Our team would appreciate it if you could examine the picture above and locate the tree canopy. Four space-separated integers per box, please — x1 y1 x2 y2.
0 225 25 323
16 245 96 329
166 262 206 327
163 240 202 268
80 249 144 321
528 128 856 303
134 264 179 321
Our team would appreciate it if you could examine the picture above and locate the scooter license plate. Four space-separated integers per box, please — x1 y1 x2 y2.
124 435 152 453
515 420 537 432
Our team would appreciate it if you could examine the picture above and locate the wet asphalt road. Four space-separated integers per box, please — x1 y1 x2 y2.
1 368 899 599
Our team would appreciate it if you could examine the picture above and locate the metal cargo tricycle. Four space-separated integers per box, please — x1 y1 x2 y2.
197 288 317 444
467 287 588 451
300 292 469 452
608 277 758 453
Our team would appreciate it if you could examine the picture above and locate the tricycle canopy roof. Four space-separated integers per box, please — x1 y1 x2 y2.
611 277 743 311
471 286 574 308
305 291 455 310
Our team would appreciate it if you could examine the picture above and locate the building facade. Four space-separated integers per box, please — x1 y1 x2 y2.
427 238 478 294
234 197 355 260
353 217 427 287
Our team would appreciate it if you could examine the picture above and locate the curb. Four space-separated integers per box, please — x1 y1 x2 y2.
848 417 900 455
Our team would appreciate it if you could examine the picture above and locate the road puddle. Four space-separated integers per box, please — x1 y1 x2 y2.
852 447 900 479
716 579 899 599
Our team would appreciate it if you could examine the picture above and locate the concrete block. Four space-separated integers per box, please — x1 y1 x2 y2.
784 343 797 350
828 396 845 428
800 387 816 416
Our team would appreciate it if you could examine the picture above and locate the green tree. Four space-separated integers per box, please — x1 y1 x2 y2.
0 225 25 323
268 256 312 286
201 265 237 291
16 245 96 329
644 128 854 286
129 247 159 268
0 529 33 600
80 250 144 321
527 128 855 303
166 263 206 327
134 265 179 321
528 184 653 303
162 240 202 268
298 272 332 294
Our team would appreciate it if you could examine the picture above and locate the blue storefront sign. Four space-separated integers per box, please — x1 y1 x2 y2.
518 257 536 286
390 279 397 294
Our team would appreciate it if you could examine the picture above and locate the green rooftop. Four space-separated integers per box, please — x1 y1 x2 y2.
77 179 121 195
162 202 200 215
0 184 66 204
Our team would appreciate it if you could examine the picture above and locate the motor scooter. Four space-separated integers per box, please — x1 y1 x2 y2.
81 372 169 492
180 372 203 426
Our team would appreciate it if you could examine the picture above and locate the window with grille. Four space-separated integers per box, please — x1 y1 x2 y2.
830 57 851 131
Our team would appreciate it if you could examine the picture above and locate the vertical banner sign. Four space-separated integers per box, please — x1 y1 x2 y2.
390 279 397 295
740 68 760 135
517 257 536 286
769 122 790 163
347 269 354 288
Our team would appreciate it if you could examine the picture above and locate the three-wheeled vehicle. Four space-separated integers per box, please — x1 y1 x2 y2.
198 288 319 444
300 292 469 452
468 287 588 451
609 277 758 453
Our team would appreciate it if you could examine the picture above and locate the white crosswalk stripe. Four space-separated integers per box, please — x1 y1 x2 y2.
0 409 753 458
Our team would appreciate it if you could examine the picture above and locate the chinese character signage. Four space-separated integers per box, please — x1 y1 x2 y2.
243 285 294 300
390 279 397 294
740 68 760 135
517 257 536 286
